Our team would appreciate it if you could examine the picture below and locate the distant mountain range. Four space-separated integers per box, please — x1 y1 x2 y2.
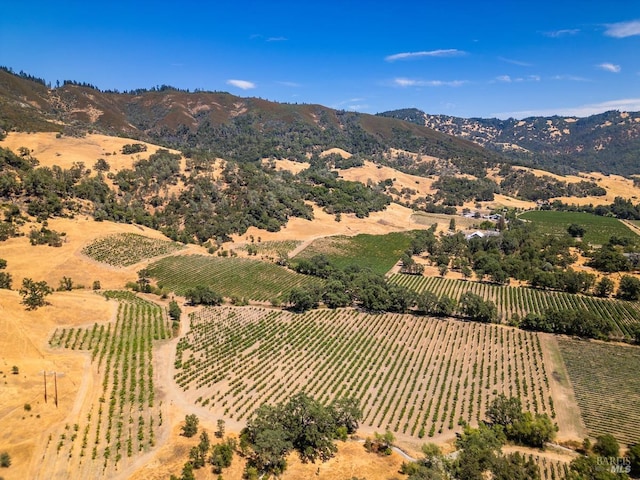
378 108 640 176
2 67 640 176
0 68 498 176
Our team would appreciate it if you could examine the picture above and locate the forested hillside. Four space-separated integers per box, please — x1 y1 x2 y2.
0 68 501 175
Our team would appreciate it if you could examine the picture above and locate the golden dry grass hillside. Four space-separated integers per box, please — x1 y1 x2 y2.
0 132 181 172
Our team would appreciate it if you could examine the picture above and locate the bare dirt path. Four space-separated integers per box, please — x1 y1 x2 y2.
538 333 586 442
621 219 640 237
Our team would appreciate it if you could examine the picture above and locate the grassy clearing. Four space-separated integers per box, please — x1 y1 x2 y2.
293 232 413 275
518 211 636 245
557 338 640 446
147 255 323 301
82 233 184 267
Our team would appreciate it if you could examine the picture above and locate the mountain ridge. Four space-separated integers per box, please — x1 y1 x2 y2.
0 68 501 176
378 108 640 176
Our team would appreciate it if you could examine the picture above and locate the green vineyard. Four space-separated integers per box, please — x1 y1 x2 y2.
147 254 323 301
45 292 171 478
174 306 553 440
389 274 640 340
82 233 184 267
293 232 414 275
558 338 640 446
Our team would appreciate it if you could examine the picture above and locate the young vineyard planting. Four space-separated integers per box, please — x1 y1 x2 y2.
82 233 184 267
174 306 553 440
558 338 640 446
44 292 171 478
389 274 640 340
147 254 323 301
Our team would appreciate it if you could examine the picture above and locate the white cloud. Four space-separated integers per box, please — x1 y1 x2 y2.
542 28 580 38
393 77 467 87
226 79 256 90
496 75 512 83
597 63 621 73
604 20 640 38
267 36 287 42
493 98 640 119
385 49 466 61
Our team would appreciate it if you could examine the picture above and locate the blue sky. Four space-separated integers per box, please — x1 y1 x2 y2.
1 0 639 119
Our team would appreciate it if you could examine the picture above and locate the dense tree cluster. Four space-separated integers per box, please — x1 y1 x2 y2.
500 171 606 201
0 145 392 244
486 395 556 448
552 196 640 220
433 175 497 205
520 307 612 339
400 424 541 480
184 285 223 306
239 393 361 477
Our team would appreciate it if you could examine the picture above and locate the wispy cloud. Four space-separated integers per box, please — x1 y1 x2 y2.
250 34 288 42
331 98 369 111
277 81 300 87
542 28 580 38
493 98 640 119
393 77 467 87
494 75 540 83
604 20 640 38
385 49 466 61
597 63 621 73
226 79 256 90
499 57 533 67
551 74 590 82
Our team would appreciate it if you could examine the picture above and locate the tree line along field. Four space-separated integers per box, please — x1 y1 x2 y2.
81 233 184 267
558 338 640 446
389 274 640 340
43 292 171 479
147 254 323 301
518 210 637 245
292 231 414 275
174 306 554 441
